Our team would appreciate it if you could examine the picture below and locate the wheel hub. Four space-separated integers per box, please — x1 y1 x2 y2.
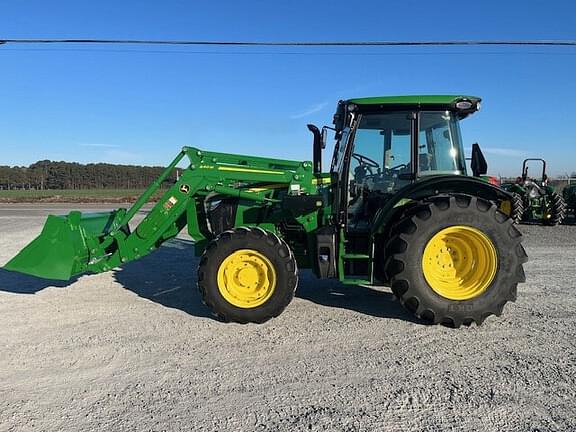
422 226 498 300
217 249 276 308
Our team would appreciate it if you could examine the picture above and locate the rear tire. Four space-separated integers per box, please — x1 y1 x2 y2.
385 194 527 328
510 192 524 224
198 227 298 323
545 191 566 226
498 192 523 224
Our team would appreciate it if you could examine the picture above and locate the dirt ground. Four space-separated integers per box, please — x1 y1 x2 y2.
0 204 574 432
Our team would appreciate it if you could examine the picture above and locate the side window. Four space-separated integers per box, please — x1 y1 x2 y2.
418 128 432 172
419 111 467 175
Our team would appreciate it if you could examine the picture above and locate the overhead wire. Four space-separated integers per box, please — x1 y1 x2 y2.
1 47 575 57
0 38 576 47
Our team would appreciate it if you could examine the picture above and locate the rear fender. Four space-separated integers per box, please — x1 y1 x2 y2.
372 175 512 235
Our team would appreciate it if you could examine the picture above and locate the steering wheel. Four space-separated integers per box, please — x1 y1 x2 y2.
380 163 407 177
352 153 380 173
389 163 407 171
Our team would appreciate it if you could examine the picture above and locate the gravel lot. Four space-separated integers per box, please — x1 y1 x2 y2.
0 204 575 432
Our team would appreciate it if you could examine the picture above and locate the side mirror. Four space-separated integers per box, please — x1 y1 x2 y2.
470 143 487 177
321 127 328 149
307 124 323 174
333 102 345 132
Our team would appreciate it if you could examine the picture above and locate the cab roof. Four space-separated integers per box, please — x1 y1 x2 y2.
347 95 480 106
342 95 481 119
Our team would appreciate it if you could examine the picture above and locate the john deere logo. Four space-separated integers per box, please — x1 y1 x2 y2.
180 184 190 194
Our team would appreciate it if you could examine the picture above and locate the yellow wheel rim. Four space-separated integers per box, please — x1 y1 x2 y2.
217 249 276 308
422 226 498 300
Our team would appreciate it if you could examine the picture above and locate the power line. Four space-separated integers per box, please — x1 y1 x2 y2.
1 38 576 47
2 47 575 57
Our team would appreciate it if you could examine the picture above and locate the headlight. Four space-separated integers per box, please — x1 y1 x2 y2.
456 100 473 110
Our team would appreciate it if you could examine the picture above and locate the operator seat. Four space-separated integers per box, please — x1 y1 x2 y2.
419 153 431 173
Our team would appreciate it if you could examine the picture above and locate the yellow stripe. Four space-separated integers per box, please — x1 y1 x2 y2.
218 166 285 175
246 187 267 193
312 177 333 185
246 183 288 193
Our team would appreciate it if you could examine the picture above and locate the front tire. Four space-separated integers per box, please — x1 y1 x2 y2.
385 195 527 328
198 227 298 323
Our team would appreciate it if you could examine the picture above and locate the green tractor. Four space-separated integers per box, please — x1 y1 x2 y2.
4 95 527 327
562 183 576 221
501 159 566 225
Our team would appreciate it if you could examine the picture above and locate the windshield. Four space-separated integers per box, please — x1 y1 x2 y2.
418 111 467 176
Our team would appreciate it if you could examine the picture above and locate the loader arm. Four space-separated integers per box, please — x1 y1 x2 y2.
4 147 317 280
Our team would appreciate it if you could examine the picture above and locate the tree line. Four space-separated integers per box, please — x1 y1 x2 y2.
0 160 177 190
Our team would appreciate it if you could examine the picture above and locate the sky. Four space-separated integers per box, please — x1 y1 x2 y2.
0 0 575 177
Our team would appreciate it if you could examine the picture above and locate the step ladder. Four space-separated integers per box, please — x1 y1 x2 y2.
338 241 375 286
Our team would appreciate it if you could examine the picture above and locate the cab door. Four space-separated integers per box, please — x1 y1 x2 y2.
342 111 415 230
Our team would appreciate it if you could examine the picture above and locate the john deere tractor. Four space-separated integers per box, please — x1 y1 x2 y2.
563 185 576 222
501 159 566 225
4 95 527 327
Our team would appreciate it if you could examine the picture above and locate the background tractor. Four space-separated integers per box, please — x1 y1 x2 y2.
501 159 566 225
4 95 527 327
562 183 576 221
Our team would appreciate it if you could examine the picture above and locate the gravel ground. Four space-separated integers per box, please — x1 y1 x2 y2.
0 204 575 432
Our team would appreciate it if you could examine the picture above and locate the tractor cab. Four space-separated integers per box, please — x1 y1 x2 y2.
327 95 482 231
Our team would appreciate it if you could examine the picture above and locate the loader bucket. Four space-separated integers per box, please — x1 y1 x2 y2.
4 210 120 281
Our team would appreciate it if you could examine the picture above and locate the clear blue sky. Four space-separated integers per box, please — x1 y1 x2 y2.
1 0 575 177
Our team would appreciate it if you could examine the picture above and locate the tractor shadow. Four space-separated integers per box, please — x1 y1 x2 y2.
0 238 423 324
113 239 424 324
0 268 79 294
113 238 212 318
296 275 424 324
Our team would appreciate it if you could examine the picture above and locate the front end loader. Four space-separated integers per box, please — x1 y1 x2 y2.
4 95 527 327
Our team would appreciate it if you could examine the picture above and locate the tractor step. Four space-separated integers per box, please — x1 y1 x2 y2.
339 252 373 285
340 278 372 285
342 253 370 260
